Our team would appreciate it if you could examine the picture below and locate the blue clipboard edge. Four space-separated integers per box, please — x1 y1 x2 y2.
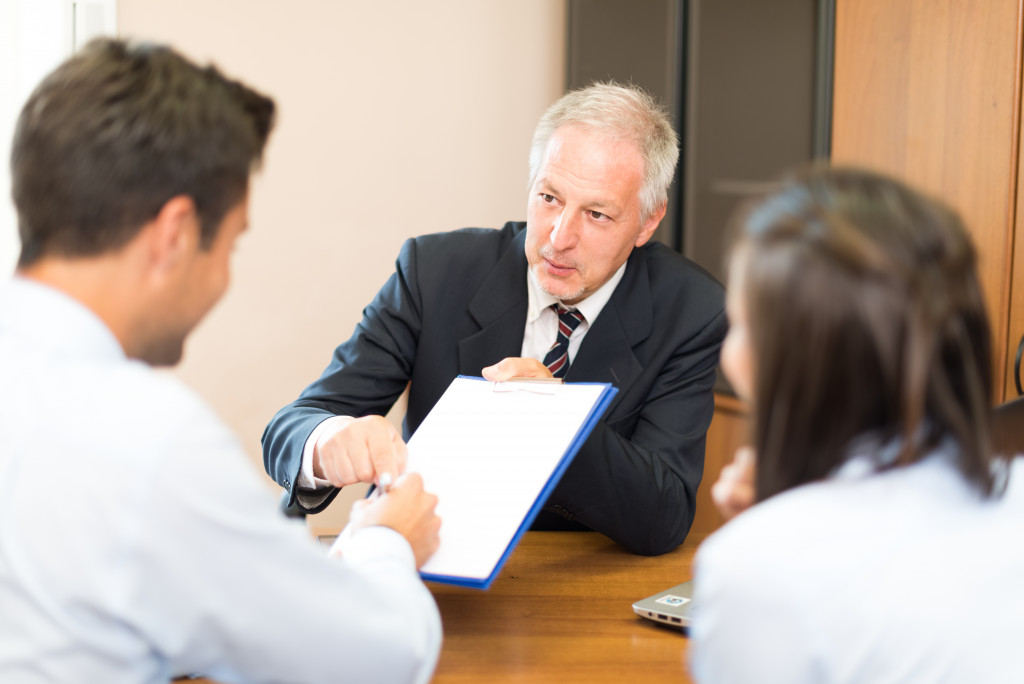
419 375 618 590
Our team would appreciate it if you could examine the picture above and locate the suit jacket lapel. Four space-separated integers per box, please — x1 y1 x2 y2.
458 229 530 374
564 248 652 415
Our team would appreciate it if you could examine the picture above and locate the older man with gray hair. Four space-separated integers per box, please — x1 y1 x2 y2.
264 82 726 555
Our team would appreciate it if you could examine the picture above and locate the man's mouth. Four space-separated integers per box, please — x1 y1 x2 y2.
542 256 576 276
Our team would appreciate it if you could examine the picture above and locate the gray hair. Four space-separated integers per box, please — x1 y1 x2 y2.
528 82 679 222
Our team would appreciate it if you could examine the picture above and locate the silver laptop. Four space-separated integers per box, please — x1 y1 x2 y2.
632 579 694 629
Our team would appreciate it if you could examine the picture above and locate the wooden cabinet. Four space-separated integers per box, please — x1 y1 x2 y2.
696 0 1024 539
830 0 1024 402
1008 99 1024 398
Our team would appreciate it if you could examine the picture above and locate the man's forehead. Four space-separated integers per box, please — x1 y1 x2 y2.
546 122 623 151
543 125 642 170
534 127 642 207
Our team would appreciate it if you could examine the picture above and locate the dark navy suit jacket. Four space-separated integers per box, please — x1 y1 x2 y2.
262 222 726 555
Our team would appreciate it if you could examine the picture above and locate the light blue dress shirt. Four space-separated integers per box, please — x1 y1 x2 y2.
0 278 441 684
691 442 1024 683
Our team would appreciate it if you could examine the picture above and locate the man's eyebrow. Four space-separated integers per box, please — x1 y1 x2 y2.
585 199 624 215
536 178 560 195
535 178 622 214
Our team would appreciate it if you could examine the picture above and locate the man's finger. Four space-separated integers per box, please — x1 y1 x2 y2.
734 446 756 467
481 357 517 381
367 428 400 487
346 430 378 483
393 436 409 475
482 357 553 381
392 471 424 494
329 450 357 488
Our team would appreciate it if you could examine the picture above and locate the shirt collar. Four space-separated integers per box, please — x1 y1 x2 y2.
525 261 628 325
833 431 958 480
0 276 126 362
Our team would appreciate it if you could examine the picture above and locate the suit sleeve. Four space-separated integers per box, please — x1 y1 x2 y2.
549 307 727 555
262 239 425 512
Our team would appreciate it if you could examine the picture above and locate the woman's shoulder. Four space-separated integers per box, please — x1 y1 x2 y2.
694 478 851 598
699 452 1021 577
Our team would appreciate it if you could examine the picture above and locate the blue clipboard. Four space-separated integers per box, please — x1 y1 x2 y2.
407 375 617 590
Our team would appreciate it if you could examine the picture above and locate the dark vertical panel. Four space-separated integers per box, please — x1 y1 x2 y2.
813 0 835 159
567 0 681 248
567 0 831 287
684 0 818 283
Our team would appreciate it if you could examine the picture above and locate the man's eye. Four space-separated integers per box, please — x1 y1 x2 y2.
541 193 556 203
589 210 608 221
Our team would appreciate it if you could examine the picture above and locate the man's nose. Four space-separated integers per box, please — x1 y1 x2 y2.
550 210 579 251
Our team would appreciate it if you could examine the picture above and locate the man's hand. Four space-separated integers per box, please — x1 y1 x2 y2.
481 357 554 381
313 415 407 488
347 473 441 568
710 446 757 521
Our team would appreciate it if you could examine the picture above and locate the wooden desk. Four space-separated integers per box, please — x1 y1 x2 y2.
185 531 698 684
428 531 696 683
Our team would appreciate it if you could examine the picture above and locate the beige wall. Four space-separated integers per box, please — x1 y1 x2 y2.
119 1 567 528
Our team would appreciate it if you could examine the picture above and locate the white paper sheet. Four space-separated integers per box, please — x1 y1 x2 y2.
407 376 612 585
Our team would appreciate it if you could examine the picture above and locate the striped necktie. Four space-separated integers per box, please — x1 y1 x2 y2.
542 304 585 378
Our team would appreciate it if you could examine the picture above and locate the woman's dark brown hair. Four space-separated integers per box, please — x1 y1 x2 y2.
729 166 1003 501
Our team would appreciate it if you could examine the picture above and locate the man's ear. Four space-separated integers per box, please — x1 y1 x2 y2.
146 195 200 271
635 202 667 248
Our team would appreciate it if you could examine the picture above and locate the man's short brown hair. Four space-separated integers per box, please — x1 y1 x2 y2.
11 39 275 266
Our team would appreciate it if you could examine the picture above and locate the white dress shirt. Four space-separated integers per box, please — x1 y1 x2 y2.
296 261 627 496
690 442 1024 684
518 261 626 364
0 278 441 684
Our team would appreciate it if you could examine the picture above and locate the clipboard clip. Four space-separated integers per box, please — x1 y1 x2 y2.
492 377 564 395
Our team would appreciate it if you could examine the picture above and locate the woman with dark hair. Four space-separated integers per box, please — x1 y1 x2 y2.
690 167 1024 683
